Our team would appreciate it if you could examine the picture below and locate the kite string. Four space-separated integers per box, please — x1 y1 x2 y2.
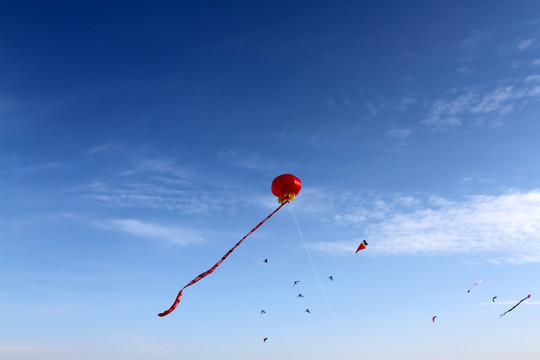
289 204 340 330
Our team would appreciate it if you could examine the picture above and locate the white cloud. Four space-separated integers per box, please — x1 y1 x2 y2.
0 155 65 174
424 84 540 130
459 173 495 185
396 95 417 111
524 75 540 83
309 190 540 264
85 143 197 180
456 66 472 74
384 127 414 153
93 219 205 246
86 142 123 156
532 59 540 66
77 182 225 215
386 128 412 139
456 30 490 52
0 153 18 166
218 149 284 172
517 39 536 50
363 102 378 116
308 240 358 255
423 89 476 129
122 157 194 179
471 86 516 114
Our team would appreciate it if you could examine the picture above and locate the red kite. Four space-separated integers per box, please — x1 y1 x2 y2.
158 174 302 317
356 240 368 253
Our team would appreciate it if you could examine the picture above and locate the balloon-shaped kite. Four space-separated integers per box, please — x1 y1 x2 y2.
271 174 302 204
158 174 302 317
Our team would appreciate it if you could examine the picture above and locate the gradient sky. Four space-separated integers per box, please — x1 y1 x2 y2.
2 1 540 359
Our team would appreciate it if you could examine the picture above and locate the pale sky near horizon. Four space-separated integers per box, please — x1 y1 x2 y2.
1 1 540 359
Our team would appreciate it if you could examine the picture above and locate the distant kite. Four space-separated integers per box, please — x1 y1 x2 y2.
261 310 266 314
305 309 311 314
263 338 268 343
356 240 368 253
158 174 302 317
492 296 497 302
467 280 482 293
263 258 268 263
293 281 300 287
297 294 304 298
500 294 531 318
328 276 333 281
432 316 437 323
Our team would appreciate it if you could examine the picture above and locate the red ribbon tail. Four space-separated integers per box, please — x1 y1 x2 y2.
157 203 287 317
158 289 184 317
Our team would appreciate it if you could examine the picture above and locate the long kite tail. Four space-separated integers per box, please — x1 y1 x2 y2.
158 202 287 317
500 294 531 318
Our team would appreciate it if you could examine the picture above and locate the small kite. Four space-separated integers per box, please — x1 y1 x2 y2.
492 296 497 302
263 259 268 263
305 309 311 314
356 240 368 253
500 294 531 318
263 338 268 343
467 280 482 293
328 276 333 281
261 310 266 314
432 316 437 322
293 280 300 287
158 174 302 317
297 294 304 298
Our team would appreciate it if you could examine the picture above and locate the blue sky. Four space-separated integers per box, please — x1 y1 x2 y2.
2 1 540 359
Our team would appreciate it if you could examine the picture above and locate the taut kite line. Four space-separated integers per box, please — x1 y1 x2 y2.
158 174 302 317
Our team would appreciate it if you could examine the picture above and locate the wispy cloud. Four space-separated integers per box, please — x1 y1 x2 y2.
85 142 198 181
457 30 489 50
456 30 490 59
423 83 540 131
72 144 228 214
384 127 413 152
92 218 205 246
0 154 65 174
122 157 195 179
459 172 495 185
423 89 475 129
455 66 472 74
306 189 540 264
386 128 412 139
75 182 228 215
524 74 540 83
0 153 19 166
86 142 124 156
362 95 417 117
517 38 536 50
218 149 285 172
